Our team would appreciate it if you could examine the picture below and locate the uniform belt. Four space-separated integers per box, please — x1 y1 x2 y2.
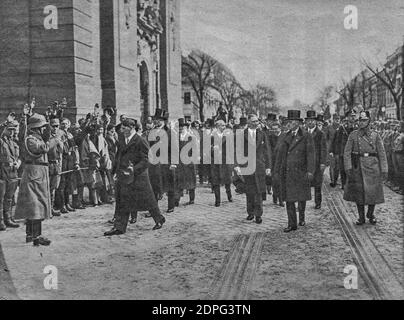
25 161 49 166
48 160 59 164
353 152 378 157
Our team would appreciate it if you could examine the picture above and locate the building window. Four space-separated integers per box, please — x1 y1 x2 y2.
184 92 191 104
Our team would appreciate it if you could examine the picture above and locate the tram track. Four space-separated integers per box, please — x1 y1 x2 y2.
323 180 404 300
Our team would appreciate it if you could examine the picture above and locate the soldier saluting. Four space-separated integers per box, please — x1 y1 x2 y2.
15 114 52 246
343 111 388 225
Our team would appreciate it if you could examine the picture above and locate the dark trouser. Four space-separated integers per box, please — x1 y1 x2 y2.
168 190 180 210
314 186 322 206
329 155 336 183
286 201 306 228
189 189 195 202
0 179 18 223
99 170 110 203
213 184 231 204
246 193 263 217
114 206 163 233
26 219 42 239
356 204 376 221
334 155 347 186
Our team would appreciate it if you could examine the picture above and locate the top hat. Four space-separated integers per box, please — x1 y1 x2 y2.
359 111 370 120
286 110 302 121
28 113 48 130
316 114 325 122
239 117 247 126
206 118 214 127
154 108 164 120
267 113 277 121
305 110 317 120
178 118 186 127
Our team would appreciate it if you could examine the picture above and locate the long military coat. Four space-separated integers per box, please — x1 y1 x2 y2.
115 133 159 213
309 127 327 187
15 132 51 220
343 129 388 205
275 128 315 202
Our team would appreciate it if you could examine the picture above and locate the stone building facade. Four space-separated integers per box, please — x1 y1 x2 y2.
0 0 182 122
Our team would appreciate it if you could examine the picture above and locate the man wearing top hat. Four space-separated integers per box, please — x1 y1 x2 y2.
234 114 271 225
275 110 315 232
305 111 327 209
0 119 21 231
15 114 52 246
343 111 388 225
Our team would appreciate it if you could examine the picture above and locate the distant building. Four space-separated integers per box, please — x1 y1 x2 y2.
0 0 182 123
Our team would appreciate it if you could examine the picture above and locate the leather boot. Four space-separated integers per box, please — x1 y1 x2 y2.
356 204 366 225
367 205 377 225
0 214 6 231
4 212 19 228
4 199 18 223
214 186 221 207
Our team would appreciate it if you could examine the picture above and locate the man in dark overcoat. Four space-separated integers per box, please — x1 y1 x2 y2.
343 111 388 225
275 110 315 232
272 120 287 207
234 114 271 224
104 118 166 236
265 113 279 198
305 112 327 209
330 111 355 189
210 120 233 207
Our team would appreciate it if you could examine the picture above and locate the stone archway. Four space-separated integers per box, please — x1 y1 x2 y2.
139 61 150 124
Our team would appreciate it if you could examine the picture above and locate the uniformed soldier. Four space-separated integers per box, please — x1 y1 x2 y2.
0 120 21 231
344 111 388 225
392 121 404 193
15 114 52 246
48 118 64 217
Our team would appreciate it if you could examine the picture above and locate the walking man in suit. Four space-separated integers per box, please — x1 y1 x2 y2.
234 114 271 225
275 110 315 232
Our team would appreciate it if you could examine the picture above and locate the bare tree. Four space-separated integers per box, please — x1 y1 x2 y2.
362 59 402 120
315 85 335 113
239 84 277 117
337 76 358 112
209 70 244 121
182 50 218 122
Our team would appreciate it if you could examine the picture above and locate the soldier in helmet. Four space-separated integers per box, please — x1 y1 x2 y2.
15 114 52 246
0 119 21 231
344 111 388 225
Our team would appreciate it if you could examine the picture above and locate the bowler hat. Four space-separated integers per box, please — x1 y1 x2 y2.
316 114 325 122
286 110 302 121
267 113 277 121
239 117 247 126
28 113 48 129
305 110 317 120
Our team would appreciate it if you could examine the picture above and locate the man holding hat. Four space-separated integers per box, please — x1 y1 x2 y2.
104 118 166 236
274 110 315 232
343 111 388 225
15 113 52 246
305 111 327 209
0 119 21 231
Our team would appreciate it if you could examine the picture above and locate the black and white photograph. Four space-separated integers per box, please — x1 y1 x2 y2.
0 0 403 304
